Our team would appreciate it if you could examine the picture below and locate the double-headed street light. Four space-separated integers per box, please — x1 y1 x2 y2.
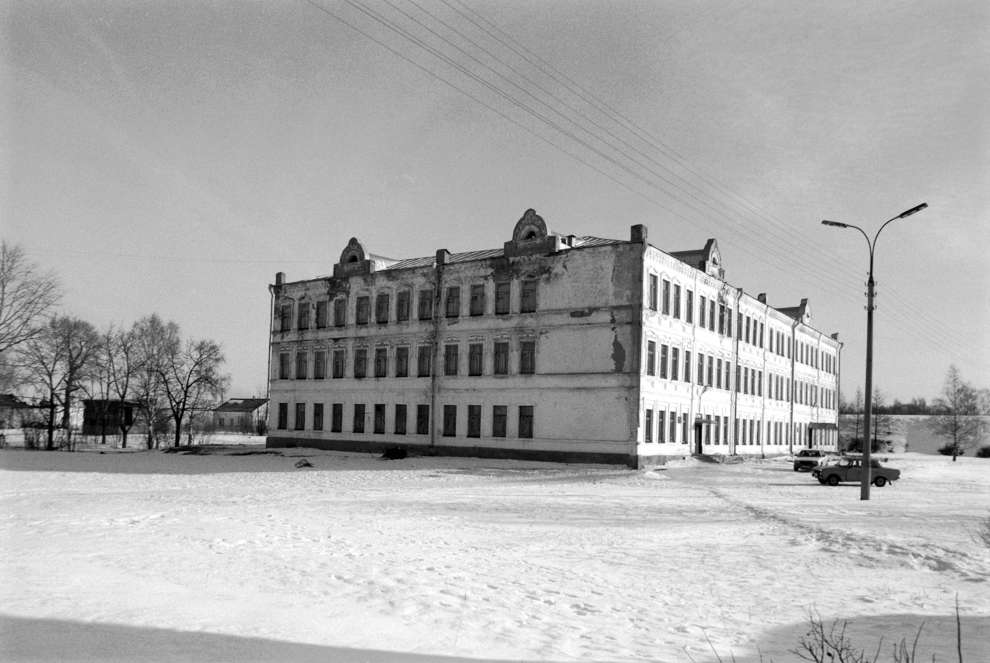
822 202 927 501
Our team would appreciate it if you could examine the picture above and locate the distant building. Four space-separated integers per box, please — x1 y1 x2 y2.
0 394 33 429
266 209 841 467
82 399 137 436
214 398 269 434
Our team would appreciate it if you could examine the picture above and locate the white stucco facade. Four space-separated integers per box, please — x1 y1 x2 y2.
267 210 841 467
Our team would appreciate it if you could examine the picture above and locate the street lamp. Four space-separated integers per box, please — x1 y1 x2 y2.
822 202 927 500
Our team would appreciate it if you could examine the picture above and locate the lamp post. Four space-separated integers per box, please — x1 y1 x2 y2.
822 202 927 500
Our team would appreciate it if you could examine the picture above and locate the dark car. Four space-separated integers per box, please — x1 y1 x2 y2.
792 448 830 472
812 457 901 487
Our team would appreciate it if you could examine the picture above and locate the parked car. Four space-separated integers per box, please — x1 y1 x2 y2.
793 448 831 472
812 457 901 487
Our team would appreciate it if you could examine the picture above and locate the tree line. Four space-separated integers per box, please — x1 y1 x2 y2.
0 241 229 449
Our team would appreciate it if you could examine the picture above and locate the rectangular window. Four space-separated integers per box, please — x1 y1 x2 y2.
718 305 726 335
495 282 510 315
494 342 509 375
467 404 481 438
646 341 656 376
418 289 434 320
745 317 751 344
716 358 722 389
279 352 290 380
374 347 387 378
316 300 328 328
297 303 310 330
671 347 680 381
313 403 324 431
295 352 308 380
662 279 671 314
443 405 456 437
356 296 370 325
648 274 658 311
354 348 367 379
697 353 704 385
468 343 483 376
518 405 534 438
294 403 305 430
396 290 410 322
699 296 707 328
706 355 714 386
332 349 345 379
277 403 288 430
708 300 716 332
375 293 389 324
445 286 460 318
658 410 666 442
444 344 459 376
314 350 326 379
469 284 485 316
492 405 507 437
394 404 407 435
331 403 342 432
714 415 720 444
758 370 763 397
333 298 346 327
673 284 681 319
352 404 365 433
686 290 694 323
723 361 730 391
660 344 669 379
670 413 678 444
519 340 535 374
520 279 538 313
395 347 409 378
725 310 732 338
279 303 292 332
759 323 764 348
416 404 429 435
374 404 385 434
418 345 432 377
645 409 653 443
684 350 691 382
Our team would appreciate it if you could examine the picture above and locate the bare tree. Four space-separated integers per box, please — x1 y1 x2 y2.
132 315 180 449
107 325 140 448
0 241 61 354
933 365 982 459
18 322 68 449
159 338 229 447
871 388 894 449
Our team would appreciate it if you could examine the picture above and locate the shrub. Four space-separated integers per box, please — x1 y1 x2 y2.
938 443 965 457
845 438 890 453
976 445 990 458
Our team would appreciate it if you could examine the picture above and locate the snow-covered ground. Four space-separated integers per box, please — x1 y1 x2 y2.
1 448 987 662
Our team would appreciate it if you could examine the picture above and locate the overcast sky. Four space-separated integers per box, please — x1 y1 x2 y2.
3 0 987 402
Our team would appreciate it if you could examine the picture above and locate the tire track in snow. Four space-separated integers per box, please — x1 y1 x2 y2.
705 487 988 582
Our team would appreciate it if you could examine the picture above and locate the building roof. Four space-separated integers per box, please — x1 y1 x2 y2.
215 398 269 413
381 236 621 272
0 394 30 408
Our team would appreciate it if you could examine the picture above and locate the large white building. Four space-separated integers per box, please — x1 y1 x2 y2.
267 209 841 467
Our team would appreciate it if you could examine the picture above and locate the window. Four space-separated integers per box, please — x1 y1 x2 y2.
467 405 481 438
333 298 346 327
492 405 507 437
520 279 538 313
279 303 292 331
279 352 290 379
518 406 534 438
495 282 510 315
445 286 460 318
725 310 732 338
374 347 387 377
316 300 328 328
686 290 694 323
645 409 653 442
294 403 305 430
646 341 656 376
718 305 726 336
354 348 367 378
332 349 345 379
356 296 370 325
470 284 485 316
520 340 535 374
494 342 509 375
444 344 459 376
313 403 324 431
314 350 326 379
697 353 704 385
418 289 434 320
706 355 714 386
331 403 342 432
714 415 720 444
418 345 432 377
416 404 430 435
297 303 310 330
745 317 751 344
648 274 658 311
396 290 410 322
374 404 385 434
277 403 287 430
716 359 722 389
395 347 409 378
394 404 407 435
295 352 307 380
708 300 716 332
353 404 365 433
684 350 691 382
660 344 669 379
443 405 456 437
723 361 730 390
671 347 679 381
662 279 671 314
670 413 678 444
673 284 681 319
759 323 764 348
699 296 707 328
468 343 483 376
658 411 666 442
375 293 389 324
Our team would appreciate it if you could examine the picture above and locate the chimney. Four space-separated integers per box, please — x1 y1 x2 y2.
630 224 647 243
275 272 285 286
757 293 766 304
435 249 450 266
